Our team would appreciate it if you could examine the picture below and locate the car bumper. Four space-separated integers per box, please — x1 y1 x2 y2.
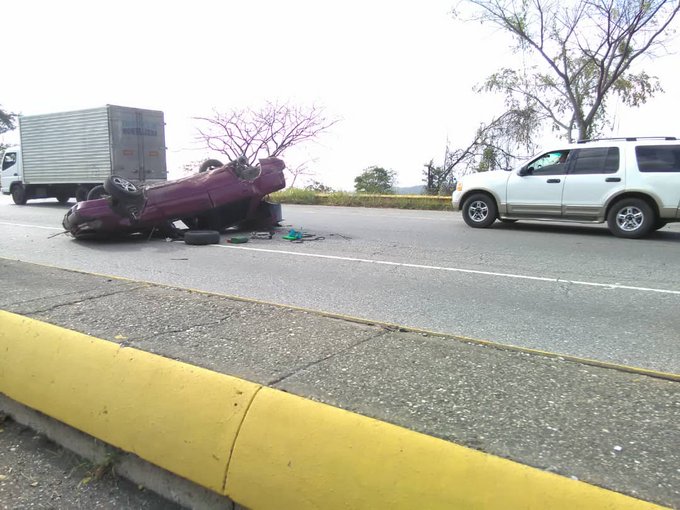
451 190 463 211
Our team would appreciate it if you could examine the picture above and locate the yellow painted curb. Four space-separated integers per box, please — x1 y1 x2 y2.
0 310 671 509
0 310 260 492
227 387 667 510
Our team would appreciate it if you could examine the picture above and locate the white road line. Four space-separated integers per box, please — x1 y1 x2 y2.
4 219 677 295
0 221 63 231
214 244 680 296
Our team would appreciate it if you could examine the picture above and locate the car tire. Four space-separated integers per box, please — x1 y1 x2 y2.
606 198 655 239
462 193 497 228
198 159 223 173
104 176 144 201
87 185 108 200
11 184 27 205
654 220 667 231
184 230 220 245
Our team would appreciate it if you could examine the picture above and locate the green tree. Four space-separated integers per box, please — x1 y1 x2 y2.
305 180 334 193
354 166 397 194
423 160 457 195
462 0 680 141
0 105 17 151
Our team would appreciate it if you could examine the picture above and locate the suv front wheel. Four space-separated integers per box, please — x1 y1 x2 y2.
462 193 497 228
607 198 655 239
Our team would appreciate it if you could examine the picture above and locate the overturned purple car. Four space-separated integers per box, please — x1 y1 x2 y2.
62 157 286 240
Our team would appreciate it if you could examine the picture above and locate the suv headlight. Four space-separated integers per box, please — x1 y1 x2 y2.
456 181 463 192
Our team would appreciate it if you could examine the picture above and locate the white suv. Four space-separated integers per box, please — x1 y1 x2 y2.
451 137 680 238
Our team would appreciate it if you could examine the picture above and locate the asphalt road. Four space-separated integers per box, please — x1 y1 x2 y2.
1 195 679 373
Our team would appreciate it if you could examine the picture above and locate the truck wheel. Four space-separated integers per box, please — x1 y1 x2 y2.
56 192 70 204
606 198 654 239
104 176 144 201
184 230 220 245
87 185 108 200
198 159 223 173
11 184 27 205
75 186 90 202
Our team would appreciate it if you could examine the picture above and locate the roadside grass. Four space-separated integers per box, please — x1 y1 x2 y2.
269 188 453 211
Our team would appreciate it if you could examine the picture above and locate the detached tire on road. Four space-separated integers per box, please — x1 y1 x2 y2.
184 230 220 245
462 193 497 228
606 198 654 239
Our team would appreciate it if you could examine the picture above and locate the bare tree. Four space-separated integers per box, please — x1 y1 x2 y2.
425 109 536 193
285 159 317 188
195 102 339 168
462 0 680 141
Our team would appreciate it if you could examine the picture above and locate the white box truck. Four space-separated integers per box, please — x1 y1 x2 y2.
0 105 167 204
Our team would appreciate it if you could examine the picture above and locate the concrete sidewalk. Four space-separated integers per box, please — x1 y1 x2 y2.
0 258 678 509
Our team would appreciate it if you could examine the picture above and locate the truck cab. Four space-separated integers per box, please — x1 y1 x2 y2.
1 146 22 198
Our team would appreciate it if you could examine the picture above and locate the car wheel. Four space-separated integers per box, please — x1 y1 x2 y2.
184 230 221 245
654 220 667 231
11 184 27 205
104 176 144 201
198 159 223 173
462 193 497 228
87 185 108 200
606 198 654 239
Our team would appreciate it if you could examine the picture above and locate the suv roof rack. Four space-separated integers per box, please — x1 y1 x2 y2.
577 136 677 143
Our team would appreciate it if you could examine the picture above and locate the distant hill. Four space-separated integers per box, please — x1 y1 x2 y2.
394 185 426 195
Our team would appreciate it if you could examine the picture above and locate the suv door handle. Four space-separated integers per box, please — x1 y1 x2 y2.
547 178 561 183
605 177 621 182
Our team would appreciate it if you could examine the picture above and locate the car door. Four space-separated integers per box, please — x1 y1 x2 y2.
506 150 569 217
1 150 19 192
561 146 622 221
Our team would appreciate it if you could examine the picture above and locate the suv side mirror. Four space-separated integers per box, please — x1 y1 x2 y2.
519 166 531 176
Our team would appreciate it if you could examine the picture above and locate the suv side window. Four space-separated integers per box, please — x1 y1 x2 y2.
635 145 680 173
569 147 619 174
2 152 17 171
526 150 570 176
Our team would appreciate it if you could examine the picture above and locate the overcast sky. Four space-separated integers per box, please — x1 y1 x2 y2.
2 0 678 190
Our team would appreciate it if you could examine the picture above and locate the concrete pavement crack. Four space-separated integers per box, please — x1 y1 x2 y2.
267 331 389 386
130 311 256 342
23 285 149 315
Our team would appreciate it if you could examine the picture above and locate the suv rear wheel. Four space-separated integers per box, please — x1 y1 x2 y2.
606 198 655 239
462 193 497 228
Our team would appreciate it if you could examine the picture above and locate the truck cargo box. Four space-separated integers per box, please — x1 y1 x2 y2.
19 105 167 185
